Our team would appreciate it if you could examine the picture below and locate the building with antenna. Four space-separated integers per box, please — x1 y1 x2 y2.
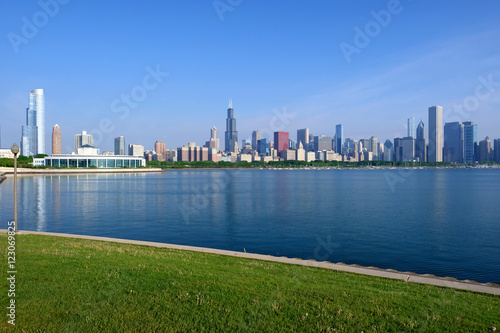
224 100 238 153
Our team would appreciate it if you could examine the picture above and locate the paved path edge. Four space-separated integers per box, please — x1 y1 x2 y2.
5 230 500 296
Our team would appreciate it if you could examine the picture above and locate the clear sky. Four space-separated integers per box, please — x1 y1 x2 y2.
1 0 500 153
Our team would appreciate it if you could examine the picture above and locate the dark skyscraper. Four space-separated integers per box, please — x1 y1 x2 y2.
224 100 238 153
335 124 343 154
297 128 309 150
463 121 477 163
443 122 464 163
415 120 426 162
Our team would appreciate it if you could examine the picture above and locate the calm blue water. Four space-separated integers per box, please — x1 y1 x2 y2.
1 169 499 284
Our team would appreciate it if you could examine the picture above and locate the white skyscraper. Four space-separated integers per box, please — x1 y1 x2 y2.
428 106 443 162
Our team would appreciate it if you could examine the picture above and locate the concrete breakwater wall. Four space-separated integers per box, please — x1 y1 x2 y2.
0 167 164 175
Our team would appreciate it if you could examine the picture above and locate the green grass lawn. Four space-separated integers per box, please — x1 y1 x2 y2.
1 234 499 332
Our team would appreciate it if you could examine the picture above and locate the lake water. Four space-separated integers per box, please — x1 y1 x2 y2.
1 169 499 284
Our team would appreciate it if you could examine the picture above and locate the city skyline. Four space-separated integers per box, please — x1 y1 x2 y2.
1 2 500 151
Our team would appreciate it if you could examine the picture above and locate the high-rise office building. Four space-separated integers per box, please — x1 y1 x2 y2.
52 124 61 155
129 144 144 157
428 105 443 162
274 131 289 154
335 124 343 154
494 139 500 163
114 136 126 155
251 130 260 150
369 136 378 159
289 138 296 150
401 137 415 161
224 100 238 153
75 131 94 152
393 137 403 161
443 122 464 163
205 126 220 151
383 139 393 161
258 138 269 156
463 121 477 163
297 128 309 150
314 135 333 152
478 137 491 162
415 120 426 162
407 117 415 138
21 89 45 155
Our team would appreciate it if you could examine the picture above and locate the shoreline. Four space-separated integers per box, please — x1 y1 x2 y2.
0 167 164 175
5 230 500 295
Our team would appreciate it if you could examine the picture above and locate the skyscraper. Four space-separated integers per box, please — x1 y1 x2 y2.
314 135 333 152
75 131 94 152
224 100 238 153
478 137 491 162
274 131 289 154
52 124 61 155
205 126 220 151
494 139 500 163
443 122 464 163
383 139 393 161
114 136 126 155
258 138 269 156
297 128 309 150
401 137 415 161
463 121 477 163
428 105 443 162
369 136 378 159
415 120 426 162
252 130 260 150
335 124 343 154
407 117 415 138
21 89 45 155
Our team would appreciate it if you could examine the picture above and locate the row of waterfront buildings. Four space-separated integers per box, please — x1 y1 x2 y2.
2 90 499 167
172 104 500 164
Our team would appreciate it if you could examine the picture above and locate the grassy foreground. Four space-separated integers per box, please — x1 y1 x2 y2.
1 234 499 332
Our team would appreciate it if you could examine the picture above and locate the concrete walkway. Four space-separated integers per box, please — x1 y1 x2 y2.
0 167 164 175
8 230 500 296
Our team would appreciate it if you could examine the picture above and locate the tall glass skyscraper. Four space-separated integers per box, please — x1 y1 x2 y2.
335 124 343 154
21 89 45 156
415 120 426 162
407 117 415 138
224 100 238 153
463 121 477 163
443 122 464 163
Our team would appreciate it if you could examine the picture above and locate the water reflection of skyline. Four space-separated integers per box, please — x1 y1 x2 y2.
0 170 499 284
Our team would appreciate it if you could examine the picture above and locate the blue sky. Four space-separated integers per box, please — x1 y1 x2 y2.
1 0 500 153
